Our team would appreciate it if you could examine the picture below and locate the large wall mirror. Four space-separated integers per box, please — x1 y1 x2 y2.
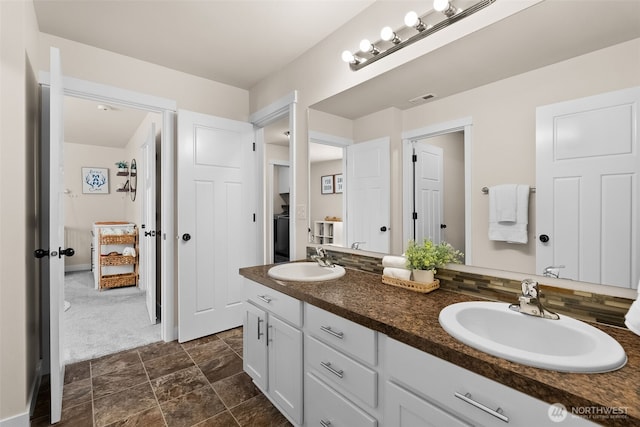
307 0 640 293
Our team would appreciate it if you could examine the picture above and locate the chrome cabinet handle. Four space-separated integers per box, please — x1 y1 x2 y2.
320 420 332 427
257 295 272 304
257 317 264 340
320 325 344 339
455 392 509 423
320 361 344 379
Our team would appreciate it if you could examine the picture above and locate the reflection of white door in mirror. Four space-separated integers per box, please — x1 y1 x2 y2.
412 143 444 245
346 138 390 253
536 86 640 289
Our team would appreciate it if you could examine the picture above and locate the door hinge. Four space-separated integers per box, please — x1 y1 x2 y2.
412 154 417 162
252 142 256 152
253 213 256 222
413 212 418 220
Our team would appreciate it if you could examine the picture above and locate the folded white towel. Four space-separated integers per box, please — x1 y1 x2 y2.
382 255 408 269
488 184 530 244
383 267 412 280
624 280 640 336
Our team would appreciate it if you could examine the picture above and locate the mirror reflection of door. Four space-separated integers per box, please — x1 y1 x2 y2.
536 87 640 288
410 132 465 254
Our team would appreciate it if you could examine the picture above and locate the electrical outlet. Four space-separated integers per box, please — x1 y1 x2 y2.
296 204 307 220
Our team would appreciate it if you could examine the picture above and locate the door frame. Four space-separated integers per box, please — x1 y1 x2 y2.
267 159 290 263
308 130 352 245
39 72 177 342
402 116 473 263
249 91 298 263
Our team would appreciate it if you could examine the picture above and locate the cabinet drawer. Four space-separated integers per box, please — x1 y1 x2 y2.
244 279 302 327
306 372 377 427
385 338 597 427
306 335 377 408
306 303 377 365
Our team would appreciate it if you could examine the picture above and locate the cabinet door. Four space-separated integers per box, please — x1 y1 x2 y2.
268 315 303 425
243 303 268 390
385 381 471 427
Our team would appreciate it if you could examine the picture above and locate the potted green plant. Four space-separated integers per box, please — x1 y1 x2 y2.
405 239 463 283
115 161 128 173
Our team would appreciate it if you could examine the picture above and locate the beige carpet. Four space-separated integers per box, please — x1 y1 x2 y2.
63 270 161 363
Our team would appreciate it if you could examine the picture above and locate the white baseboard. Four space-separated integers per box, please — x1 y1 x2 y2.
65 264 90 273
0 412 30 427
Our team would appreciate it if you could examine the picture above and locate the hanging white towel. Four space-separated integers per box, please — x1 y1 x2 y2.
488 184 530 244
624 280 640 336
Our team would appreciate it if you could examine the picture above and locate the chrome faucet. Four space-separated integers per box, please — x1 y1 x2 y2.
311 246 334 268
350 241 366 250
543 265 565 279
509 279 559 320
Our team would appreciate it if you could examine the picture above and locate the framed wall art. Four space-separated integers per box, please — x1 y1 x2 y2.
334 174 344 193
82 167 109 194
321 175 334 194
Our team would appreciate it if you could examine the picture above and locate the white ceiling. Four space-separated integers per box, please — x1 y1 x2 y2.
38 1 640 148
34 0 376 90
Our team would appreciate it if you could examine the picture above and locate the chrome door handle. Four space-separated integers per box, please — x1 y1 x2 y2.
257 317 264 340
320 361 344 378
320 420 332 427
454 392 509 423
257 295 272 304
320 325 344 339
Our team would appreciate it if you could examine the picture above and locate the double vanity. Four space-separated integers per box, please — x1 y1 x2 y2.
239 260 639 426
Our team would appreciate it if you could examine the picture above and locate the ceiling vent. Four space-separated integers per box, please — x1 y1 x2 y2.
409 93 437 103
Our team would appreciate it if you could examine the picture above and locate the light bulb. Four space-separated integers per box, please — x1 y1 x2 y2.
359 39 379 55
341 50 355 63
380 26 394 41
404 11 418 27
380 26 401 44
404 10 426 31
359 39 371 52
433 0 449 12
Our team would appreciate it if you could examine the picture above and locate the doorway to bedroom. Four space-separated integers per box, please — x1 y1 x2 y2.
62 95 162 363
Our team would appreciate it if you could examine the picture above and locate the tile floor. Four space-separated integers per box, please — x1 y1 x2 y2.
31 327 292 426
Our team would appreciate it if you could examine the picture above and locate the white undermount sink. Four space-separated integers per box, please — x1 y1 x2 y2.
268 262 346 282
439 301 627 373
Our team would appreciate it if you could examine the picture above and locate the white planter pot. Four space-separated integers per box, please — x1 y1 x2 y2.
412 269 434 283
118 167 128 174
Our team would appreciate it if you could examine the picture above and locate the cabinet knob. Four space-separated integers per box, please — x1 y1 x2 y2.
182 233 191 242
539 234 550 243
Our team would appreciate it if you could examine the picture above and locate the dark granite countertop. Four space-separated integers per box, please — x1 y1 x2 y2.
239 264 640 426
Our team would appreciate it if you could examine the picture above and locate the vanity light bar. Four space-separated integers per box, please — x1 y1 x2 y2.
345 0 496 71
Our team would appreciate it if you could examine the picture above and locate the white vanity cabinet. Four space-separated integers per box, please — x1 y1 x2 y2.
304 303 380 426
384 337 598 427
243 279 303 425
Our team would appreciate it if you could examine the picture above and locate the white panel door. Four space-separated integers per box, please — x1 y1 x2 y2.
177 110 256 342
414 142 444 244
537 87 640 288
141 123 157 323
346 138 390 253
48 47 69 424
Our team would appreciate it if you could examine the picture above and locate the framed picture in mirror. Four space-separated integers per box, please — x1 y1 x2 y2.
334 174 343 193
321 175 334 194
